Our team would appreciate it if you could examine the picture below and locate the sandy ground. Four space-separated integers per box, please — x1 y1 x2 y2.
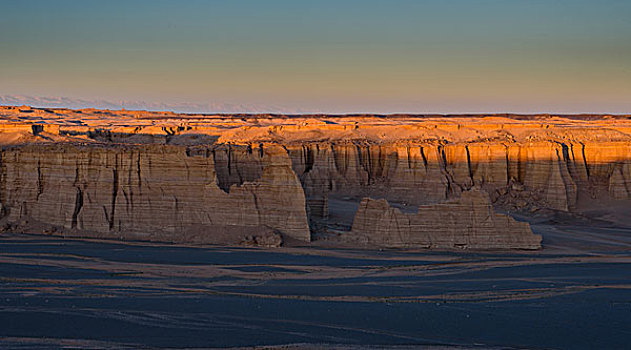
0 220 629 349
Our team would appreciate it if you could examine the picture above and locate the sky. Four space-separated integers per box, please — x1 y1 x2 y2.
1 0 631 114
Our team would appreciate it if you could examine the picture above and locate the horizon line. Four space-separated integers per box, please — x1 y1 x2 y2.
2 104 630 118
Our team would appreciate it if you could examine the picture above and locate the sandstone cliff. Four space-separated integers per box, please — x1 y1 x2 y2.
1 106 631 249
285 141 614 215
0 144 310 244
349 189 541 249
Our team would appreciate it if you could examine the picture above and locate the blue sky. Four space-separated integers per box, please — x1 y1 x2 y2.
1 0 630 113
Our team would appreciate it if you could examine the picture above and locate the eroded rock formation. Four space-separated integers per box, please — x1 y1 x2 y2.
1 106 631 248
286 141 631 216
0 144 309 244
349 189 541 249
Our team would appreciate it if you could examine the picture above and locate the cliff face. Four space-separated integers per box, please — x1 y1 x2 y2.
2 107 631 249
349 189 541 249
1 139 630 248
0 144 310 243
286 141 631 215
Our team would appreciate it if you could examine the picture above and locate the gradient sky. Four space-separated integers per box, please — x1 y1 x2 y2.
1 0 631 113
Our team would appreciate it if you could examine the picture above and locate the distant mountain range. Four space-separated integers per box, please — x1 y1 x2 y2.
0 95 309 114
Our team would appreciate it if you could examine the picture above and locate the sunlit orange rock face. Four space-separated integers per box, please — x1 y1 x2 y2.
1 106 630 249
286 142 583 211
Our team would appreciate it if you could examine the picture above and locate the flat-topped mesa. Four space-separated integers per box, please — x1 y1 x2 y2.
0 144 310 244
2 106 631 249
349 189 541 249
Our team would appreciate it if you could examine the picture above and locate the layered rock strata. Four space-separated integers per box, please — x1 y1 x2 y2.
286 141 631 215
0 144 310 243
1 107 631 249
350 189 541 249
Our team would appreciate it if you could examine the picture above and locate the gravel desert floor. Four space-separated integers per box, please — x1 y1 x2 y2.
1 221 630 349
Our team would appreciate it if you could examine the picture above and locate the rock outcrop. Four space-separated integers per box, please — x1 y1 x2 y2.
285 141 631 217
1 106 631 249
349 189 541 249
0 144 310 243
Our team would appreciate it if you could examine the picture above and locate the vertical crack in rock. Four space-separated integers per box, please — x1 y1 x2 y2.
73 164 80 185
505 149 510 186
355 145 365 182
303 145 314 174
36 159 43 201
560 143 571 168
545 147 577 211
109 164 119 231
213 149 230 193
465 145 474 184
332 144 347 175
581 143 590 179
227 144 232 175
419 146 428 171
365 145 373 183
173 195 181 231
438 145 455 197
136 152 142 190
71 188 83 229
251 190 263 225
125 152 134 213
